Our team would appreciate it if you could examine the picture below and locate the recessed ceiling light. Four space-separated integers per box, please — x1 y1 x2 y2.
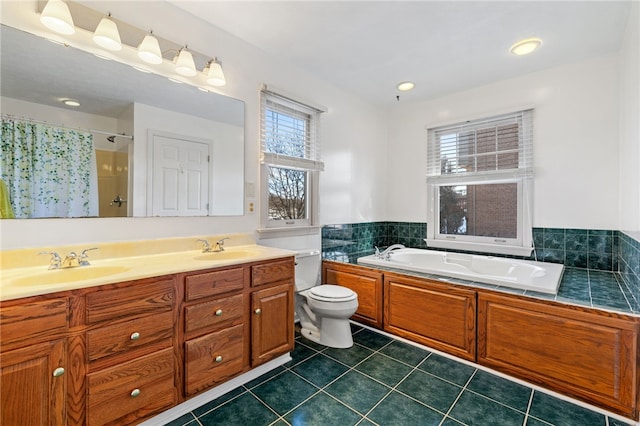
61 99 80 107
510 38 542 56
397 81 415 91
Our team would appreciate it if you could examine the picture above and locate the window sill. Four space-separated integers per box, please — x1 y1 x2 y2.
257 226 321 239
425 239 533 257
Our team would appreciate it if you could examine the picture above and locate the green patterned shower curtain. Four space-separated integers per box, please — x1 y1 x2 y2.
0 118 99 218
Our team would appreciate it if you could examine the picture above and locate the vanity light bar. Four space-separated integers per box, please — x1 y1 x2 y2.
37 0 227 89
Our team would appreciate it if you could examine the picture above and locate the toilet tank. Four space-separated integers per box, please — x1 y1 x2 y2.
295 249 321 292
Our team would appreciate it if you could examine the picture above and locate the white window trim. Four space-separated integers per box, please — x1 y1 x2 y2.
258 86 325 238
425 109 534 256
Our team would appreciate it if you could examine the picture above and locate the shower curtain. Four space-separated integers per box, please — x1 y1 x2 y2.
0 118 99 218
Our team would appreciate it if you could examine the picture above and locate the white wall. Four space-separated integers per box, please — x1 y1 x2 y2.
386 54 620 230
0 1 387 250
618 2 640 238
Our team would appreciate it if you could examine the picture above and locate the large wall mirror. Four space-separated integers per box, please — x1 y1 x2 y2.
0 24 245 218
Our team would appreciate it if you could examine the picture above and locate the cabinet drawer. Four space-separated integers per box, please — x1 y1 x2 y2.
0 298 68 345
185 293 244 336
87 348 176 426
87 311 174 362
185 324 244 395
185 267 245 301
251 258 294 287
86 278 174 324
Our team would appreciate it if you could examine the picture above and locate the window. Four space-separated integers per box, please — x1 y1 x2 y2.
426 109 534 256
259 88 324 234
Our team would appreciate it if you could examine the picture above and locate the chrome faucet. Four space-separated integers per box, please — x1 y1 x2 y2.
40 252 62 270
375 244 406 260
213 237 230 252
40 247 98 269
197 239 213 252
196 238 229 252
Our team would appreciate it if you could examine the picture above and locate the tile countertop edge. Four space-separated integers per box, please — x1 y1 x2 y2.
0 245 296 302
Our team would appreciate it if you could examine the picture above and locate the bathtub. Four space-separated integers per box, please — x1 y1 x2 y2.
357 248 564 294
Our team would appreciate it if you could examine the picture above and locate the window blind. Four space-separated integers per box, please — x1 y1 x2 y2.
427 109 533 178
260 89 324 171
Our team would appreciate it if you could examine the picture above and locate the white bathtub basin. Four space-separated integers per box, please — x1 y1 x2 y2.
358 248 564 294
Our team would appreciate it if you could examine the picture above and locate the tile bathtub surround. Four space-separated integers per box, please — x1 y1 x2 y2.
619 231 640 307
322 222 630 273
163 325 633 426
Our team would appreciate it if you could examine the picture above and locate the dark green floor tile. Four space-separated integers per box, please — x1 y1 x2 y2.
355 353 413 386
396 369 461 412
525 416 552 426
356 419 377 426
323 343 374 367
269 420 288 426
466 370 532 412
418 353 476 386
352 328 392 350
192 386 246 417
284 392 362 426
448 390 525 426
440 417 466 426
286 341 321 368
608 417 634 426
379 340 429 366
297 335 329 351
163 412 197 426
528 391 606 426
198 392 277 426
325 370 390 414
244 366 286 389
367 391 443 425
251 370 319 415
291 353 349 387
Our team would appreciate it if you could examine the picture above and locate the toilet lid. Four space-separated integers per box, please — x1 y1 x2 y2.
309 285 356 301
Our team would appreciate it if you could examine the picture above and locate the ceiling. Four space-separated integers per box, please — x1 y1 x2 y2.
169 1 632 106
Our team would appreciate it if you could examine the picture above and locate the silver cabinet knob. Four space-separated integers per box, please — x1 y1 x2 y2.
130 332 140 340
215 355 223 363
254 308 261 315
215 309 223 316
130 388 141 398
52 367 65 377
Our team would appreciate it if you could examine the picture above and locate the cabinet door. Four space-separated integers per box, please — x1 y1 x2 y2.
323 262 383 328
478 292 639 419
1 339 67 426
384 273 477 361
251 284 294 366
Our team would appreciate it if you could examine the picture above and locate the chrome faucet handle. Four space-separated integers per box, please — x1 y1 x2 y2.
214 237 230 252
196 239 211 252
374 247 381 258
39 251 62 269
79 248 98 266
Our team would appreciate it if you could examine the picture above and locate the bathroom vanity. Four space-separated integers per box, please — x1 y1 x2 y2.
0 243 295 426
322 260 640 421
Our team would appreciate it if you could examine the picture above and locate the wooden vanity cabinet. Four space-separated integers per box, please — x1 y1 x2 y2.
322 261 383 328
477 292 640 419
182 266 248 396
384 272 477 361
0 298 70 426
84 276 178 426
250 258 295 367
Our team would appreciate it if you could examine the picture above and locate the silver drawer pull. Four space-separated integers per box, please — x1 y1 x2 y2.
215 355 223 362
130 388 141 398
215 309 223 316
52 367 65 377
130 332 140 340
254 308 261 315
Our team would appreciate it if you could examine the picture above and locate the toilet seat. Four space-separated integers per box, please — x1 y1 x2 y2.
308 285 357 302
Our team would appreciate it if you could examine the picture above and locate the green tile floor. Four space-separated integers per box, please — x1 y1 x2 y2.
164 324 634 426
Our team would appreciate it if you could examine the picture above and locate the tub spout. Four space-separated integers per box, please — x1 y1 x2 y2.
377 244 406 260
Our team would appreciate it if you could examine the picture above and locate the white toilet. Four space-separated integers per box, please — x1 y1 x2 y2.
295 250 358 348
